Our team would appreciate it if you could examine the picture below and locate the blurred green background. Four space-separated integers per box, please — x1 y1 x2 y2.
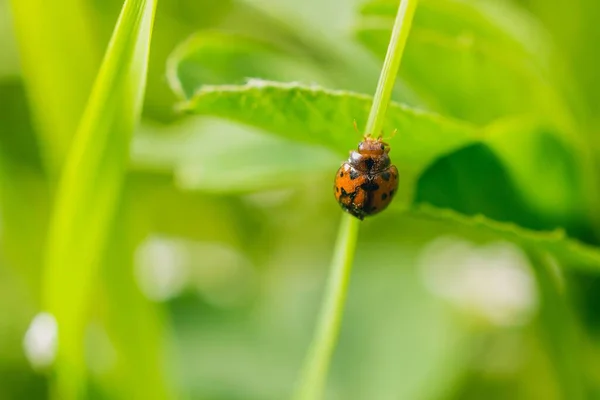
3 0 600 399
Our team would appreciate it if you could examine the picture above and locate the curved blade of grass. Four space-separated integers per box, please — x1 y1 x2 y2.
292 215 360 400
42 0 157 398
9 0 100 174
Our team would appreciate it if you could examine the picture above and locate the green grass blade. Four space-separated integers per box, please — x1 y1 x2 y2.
364 0 417 137
42 0 157 398
292 214 360 400
294 0 419 398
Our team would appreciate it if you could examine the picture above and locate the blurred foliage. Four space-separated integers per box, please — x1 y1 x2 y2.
3 0 600 399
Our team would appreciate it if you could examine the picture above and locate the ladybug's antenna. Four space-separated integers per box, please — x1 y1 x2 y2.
380 128 398 141
353 119 362 136
354 119 374 139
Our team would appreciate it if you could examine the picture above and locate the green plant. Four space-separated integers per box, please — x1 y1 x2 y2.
4 0 600 399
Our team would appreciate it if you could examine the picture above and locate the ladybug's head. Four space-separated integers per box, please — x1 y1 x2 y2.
358 136 390 155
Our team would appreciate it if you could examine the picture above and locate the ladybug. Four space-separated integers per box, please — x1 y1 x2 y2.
334 125 399 220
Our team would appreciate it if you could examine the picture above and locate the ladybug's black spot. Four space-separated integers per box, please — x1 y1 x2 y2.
381 171 391 181
336 186 340 192
381 193 388 200
341 188 349 197
349 170 360 180
389 190 394 197
339 171 344 177
360 181 379 191
364 158 375 170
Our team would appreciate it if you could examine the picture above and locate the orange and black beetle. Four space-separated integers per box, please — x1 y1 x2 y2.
334 127 399 220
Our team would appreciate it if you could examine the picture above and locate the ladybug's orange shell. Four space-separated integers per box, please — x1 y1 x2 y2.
334 162 398 220
334 134 399 219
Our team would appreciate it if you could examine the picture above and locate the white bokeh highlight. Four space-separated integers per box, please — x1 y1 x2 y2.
418 236 538 327
23 312 58 369
135 236 190 302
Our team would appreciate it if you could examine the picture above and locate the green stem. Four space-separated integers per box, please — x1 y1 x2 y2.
365 0 418 137
293 214 360 400
293 1 418 399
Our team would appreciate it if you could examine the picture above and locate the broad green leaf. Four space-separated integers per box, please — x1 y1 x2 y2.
483 118 594 224
355 0 573 127
415 145 591 242
9 0 100 173
415 142 539 229
171 80 597 239
415 114 598 241
407 205 600 271
178 80 478 201
42 0 156 398
167 31 329 99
